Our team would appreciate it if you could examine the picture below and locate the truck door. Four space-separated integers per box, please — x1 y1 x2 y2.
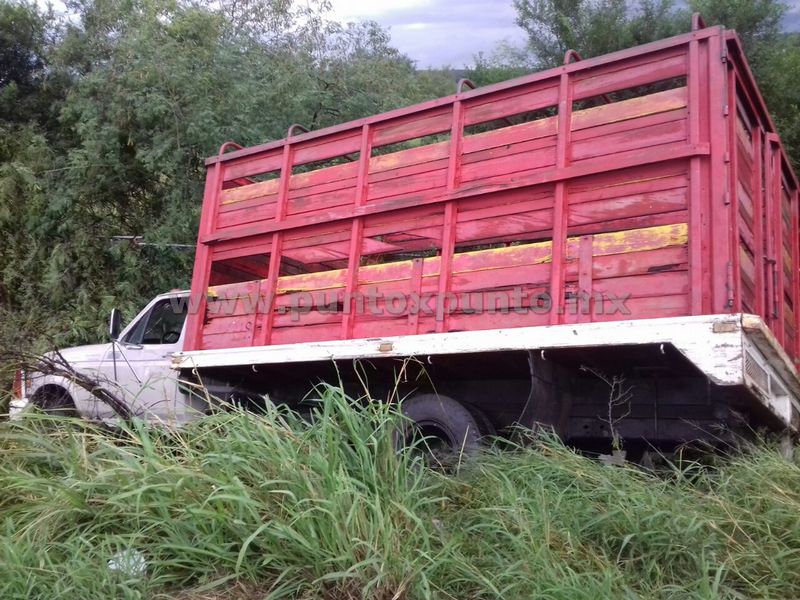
110 297 189 420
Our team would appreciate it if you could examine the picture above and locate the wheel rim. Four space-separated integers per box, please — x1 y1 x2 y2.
405 419 458 456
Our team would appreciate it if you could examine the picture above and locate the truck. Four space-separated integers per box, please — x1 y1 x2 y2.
12 19 800 454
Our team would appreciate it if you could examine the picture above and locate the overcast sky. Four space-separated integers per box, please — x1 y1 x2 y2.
40 0 800 69
328 0 526 68
328 0 800 68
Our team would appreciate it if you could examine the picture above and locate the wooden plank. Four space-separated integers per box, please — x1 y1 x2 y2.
461 134 557 167
369 141 450 174
567 210 688 239
459 146 557 183
217 200 277 231
222 150 283 182
292 130 362 166
572 50 686 100
366 168 448 202
371 108 452 148
220 178 280 205
571 116 687 162
463 83 559 126
288 162 359 192
568 187 686 226
286 188 356 219
462 117 557 154
571 87 687 131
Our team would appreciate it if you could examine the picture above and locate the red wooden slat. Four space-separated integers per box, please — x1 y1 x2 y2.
572 50 686 100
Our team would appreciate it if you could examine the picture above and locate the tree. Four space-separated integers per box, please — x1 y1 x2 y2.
690 0 786 52
0 0 454 366
511 0 683 68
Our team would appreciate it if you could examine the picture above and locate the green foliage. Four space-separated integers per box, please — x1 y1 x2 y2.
3 391 800 598
510 0 684 68
690 0 786 51
0 0 452 364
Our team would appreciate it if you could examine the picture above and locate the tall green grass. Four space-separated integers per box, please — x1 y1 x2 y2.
2 387 800 599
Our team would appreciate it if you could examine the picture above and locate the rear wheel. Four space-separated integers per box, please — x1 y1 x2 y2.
400 394 483 459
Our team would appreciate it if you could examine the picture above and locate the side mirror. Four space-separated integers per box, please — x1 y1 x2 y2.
109 308 122 340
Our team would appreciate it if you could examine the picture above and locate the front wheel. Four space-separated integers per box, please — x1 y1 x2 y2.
31 385 78 417
400 394 484 459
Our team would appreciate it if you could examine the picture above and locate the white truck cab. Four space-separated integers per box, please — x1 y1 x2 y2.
12 291 205 423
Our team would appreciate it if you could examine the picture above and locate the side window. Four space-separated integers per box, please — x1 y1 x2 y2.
123 299 188 345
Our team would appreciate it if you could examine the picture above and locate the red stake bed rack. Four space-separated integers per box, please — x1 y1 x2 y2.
184 23 800 368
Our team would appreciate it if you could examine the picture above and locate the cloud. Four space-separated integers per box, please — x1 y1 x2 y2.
328 0 526 67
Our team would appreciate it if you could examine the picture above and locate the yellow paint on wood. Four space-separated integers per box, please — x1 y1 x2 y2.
220 179 280 205
210 222 689 298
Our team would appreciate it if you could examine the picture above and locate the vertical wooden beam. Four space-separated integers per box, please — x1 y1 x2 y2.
792 188 800 361
727 65 741 312
773 145 786 346
577 235 593 323
408 257 424 334
550 68 572 325
436 99 463 333
254 142 293 346
764 134 779 337
184 161 223 351
446 98 464 191
342 124 371 339
687 37 704 315
707 31 733 314
752 126 765 319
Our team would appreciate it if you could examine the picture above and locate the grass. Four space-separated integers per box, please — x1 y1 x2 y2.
1 387 800 599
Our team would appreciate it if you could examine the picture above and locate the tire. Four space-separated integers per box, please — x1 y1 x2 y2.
400 394 483 458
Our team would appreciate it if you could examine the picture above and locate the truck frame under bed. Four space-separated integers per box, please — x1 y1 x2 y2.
175 313 800 436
